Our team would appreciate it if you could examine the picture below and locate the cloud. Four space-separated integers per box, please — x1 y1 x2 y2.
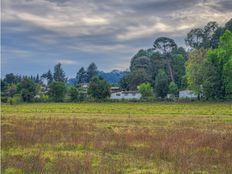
1 0 232 77
56 59 77 65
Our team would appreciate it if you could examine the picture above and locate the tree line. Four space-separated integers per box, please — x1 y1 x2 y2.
1 18 232 103
120 18 232 100
1 62 110 103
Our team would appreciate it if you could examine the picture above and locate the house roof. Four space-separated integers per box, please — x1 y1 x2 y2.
112 91 140 94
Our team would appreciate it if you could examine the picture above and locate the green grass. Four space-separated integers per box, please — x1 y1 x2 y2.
1 102 232 174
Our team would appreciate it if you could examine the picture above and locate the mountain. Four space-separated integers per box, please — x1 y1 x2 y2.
67 70 128 85
98 70 128 84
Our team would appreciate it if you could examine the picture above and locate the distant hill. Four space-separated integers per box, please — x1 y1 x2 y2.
67 70 128 85
98 70 128 84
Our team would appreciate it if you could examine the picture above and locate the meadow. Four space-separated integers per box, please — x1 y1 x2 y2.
1 102 232 174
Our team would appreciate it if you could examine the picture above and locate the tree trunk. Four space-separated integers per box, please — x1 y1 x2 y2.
167 61 174 82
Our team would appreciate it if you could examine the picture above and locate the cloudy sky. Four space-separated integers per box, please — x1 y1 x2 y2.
2 0 232 77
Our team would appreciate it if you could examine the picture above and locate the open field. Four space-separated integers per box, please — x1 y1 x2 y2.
1 102 232 174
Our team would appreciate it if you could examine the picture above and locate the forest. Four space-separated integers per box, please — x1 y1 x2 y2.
1 18 232 103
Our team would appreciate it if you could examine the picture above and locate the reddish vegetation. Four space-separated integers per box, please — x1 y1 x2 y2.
2 115 232 173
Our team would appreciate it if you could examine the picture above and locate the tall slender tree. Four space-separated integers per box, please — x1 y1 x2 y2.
87 63 98 82
53 63 66 82
76 67 88 84
153 37 177 82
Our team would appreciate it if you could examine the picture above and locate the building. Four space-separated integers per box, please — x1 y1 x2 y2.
110 91 141 100
110 86 121 93
179 90 197 99
79 83 89 94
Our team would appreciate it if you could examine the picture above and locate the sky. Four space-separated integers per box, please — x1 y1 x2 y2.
2 0 232 78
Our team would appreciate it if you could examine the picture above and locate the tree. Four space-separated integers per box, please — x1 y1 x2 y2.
128 69 151 90
224 58 232 98
130 56 152 73
20 78 37 102
204 30 232 99
138 83 154 99
41 70 53 84
185 22 218 49
153 37 177 81
87 63 98 82
186 48 208 97
202 60 221 99
185 28 204 49
53 63 66 82
203 21 219 48
88 77 110 100
76 67 88 84
172 54 186 89
4 73 20 84
35 74 41 83
168 81 178 95
155 69 169 98
48 81 66 102
225 18 232 32
119 72 130 90
69 86 86 102
6 84 18 98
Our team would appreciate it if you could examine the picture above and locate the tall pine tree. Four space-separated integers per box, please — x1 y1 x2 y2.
53 63 66 83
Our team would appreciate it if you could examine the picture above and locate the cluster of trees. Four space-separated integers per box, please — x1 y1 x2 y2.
1 18 232 103
1 62 111 103
120 18 232 100
119 37 187 98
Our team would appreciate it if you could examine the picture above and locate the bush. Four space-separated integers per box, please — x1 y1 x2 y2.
8 95 22 105
48 82 66 102
1 97 8 103
33 95 50 103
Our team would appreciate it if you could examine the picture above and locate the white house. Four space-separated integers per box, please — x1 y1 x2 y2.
110 91 141 100
179 90 197 99
110 86 121 93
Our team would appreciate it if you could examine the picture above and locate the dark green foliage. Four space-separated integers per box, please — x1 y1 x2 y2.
69 86 86 102
186 19 232 49
128 69 151 90
20 78 37 102
185 28 204 49
225 18 232 31
153 37 177 82
88 77 110 100
172 54 186 89
203 30 232 99
5 84 18 98
49 81 66 102
119 73 130 90
87 63 98 82
4 73 21 84
76 67 88 84
42 70 53 84
168 81 178 95
202 60 222 99
153 37 177 54
53 63 66 82
185 22 218 49
155 69 169 98
1 80 8 93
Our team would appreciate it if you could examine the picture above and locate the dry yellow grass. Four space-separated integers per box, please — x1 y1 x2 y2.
1 102 232 174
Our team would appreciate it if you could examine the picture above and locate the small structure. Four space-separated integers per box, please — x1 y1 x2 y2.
110 86 121 93
110 91 141 100
79 83 89 94
179 90 197 99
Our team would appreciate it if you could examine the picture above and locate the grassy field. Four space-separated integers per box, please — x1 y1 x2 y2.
1 102 232 174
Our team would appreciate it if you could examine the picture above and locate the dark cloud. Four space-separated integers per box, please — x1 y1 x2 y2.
209 0 232 12
2 0 232 77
